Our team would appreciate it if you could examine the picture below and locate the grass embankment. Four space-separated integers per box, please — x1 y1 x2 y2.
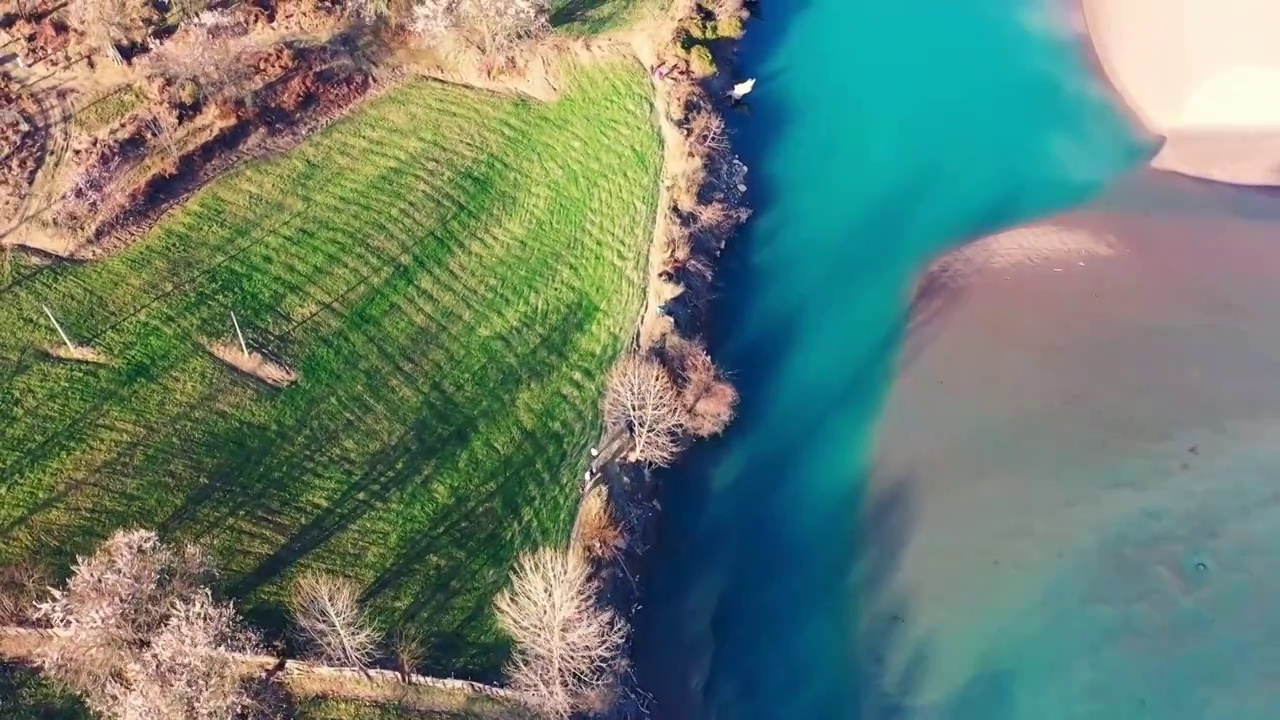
291 684 529 720
0 61 660 680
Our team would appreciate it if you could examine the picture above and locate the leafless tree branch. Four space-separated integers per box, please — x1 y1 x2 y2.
602 354 686 466
31 529 259 720
495 547 627 718
290 572 380 670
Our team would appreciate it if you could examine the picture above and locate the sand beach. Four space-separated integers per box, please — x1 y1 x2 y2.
1082 0 1280 185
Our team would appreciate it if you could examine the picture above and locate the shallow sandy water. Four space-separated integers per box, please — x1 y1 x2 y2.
871 171 1280 717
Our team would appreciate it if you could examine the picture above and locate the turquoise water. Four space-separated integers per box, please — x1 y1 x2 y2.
632 1 1145 718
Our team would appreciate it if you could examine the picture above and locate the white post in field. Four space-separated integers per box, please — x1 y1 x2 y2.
42 305 75 353
231 311 248 356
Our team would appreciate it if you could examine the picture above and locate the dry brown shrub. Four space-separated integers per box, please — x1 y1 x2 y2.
681 254 716 294
671 156 706 213
207 340 298 388
66 0 148 61
709 0 747 22
495 547 626 719
575 486 625 562
664 80 699 123
665 337 711 395
691 200 745 233
0 561 50 624
43 344 107 364
668 0 698 21
686 106 728 155
664 219 693 266
411 0 551 56
687 380 737 437
665 337 737 437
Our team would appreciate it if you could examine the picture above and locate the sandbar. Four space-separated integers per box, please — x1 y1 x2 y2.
870 170 1280 716
1083 0 1280 185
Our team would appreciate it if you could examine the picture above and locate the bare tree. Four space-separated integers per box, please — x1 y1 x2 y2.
290 573 380 669
687 107 729 153
67 0 137 63
32 530 258 720
347 0 393 20
102 590 256 720
495 548 626 718
389 624 428 681
602 354 687 466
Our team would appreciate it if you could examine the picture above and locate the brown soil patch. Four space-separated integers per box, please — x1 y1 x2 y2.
208 340 298 388
0 78 48 225
42 344 106 364
17 43 374 259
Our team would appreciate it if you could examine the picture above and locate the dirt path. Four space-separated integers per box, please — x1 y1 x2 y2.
7 88 72 247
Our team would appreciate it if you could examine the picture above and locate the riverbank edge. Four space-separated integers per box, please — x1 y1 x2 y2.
571 5 752 719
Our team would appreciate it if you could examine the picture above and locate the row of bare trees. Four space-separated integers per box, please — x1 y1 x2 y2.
3 529 631 719
603 337 738 466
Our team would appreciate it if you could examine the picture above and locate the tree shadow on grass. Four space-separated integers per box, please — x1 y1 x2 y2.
0 661 92 720
0 261 606 680
551 0 643 35
134 297 605 675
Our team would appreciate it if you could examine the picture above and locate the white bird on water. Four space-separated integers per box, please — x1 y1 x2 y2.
730 78 756 101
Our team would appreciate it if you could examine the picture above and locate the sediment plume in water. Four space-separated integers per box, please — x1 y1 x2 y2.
872 169 1280 718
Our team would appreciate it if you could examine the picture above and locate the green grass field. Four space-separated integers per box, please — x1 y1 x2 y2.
0 664 91 720
0 60 659 679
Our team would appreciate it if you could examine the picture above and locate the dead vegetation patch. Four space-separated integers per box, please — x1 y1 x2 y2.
207 340 298 388
0 76 48 222
660 334 736 437
30 42 374 257
0 561 49 625
0 0 619 259
42 343 107 364
1 0 380 257
575 485 626 561
641 68 748 344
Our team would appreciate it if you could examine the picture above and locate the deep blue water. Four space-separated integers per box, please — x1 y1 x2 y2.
632 2 1146 718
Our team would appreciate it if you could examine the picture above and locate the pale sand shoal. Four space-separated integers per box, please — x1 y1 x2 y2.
1082 0 1280 186
869 172 1280 715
